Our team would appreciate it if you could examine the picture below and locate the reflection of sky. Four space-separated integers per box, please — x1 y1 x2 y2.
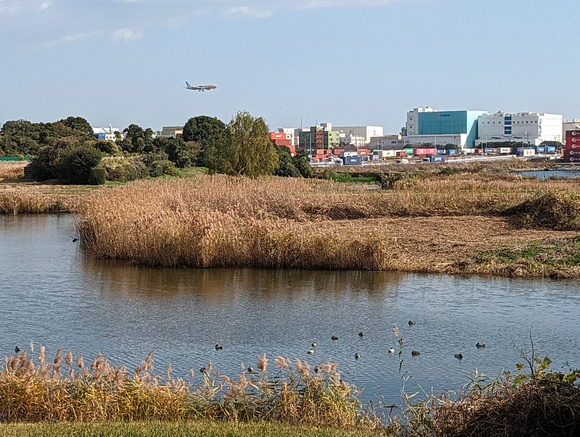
1 214 579 409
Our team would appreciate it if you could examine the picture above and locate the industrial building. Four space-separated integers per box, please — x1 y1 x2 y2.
298 123 340 155
404 107 488 149
475 111 563 147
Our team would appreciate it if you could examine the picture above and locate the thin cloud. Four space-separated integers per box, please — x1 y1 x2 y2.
226 6 273 18
113 27 144 42
43 30 102 47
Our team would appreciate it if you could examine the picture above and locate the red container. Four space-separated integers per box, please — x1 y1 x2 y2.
414 148 438 156
565 130 580 138
564 150 580 162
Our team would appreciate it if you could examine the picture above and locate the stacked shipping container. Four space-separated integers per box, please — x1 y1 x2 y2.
565 131 580 163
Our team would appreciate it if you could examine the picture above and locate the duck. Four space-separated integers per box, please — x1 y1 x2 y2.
15 346 20 354
454 353 463 360
215 344 223 350
307 349 315 355
476 342 485 348
200 367 207 374
331 335 339 341
311 341 317 348
398 338 404 345
411 350 420 356
408 320 416 326
355 353 360 360
358 331 364 337
388 348 395 354
247 366 257 374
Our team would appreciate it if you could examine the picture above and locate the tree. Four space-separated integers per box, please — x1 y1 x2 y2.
212 111 279 177
122 124 153 154
292 150 313 178
58 144 102 184
58 116 94 137
275 145 301 177
182 116 225 144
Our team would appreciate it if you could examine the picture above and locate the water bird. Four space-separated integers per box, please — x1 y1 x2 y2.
215 344 223 350
72 237 78 242
15 346 20 354
307 349 314 355
408 320 416 325
247 366 258 374
476 342 485 348
398 338 404 345
200 367 207 374
355 353 360 360
454 353 463 360
331 335 339 341
358 331 364 337
388 348 395 354
411 350 420 356
311 342 317 348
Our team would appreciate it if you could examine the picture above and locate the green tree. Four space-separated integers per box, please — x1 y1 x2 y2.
58 116 94 137
292 150 313 178
213 111 279 177
182 116 226 168
58 144 102 184
275 145 301 177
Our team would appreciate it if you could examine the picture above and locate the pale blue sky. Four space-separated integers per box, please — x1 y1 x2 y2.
1 0 578 134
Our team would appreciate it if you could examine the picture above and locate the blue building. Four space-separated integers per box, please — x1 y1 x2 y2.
405 107 488 149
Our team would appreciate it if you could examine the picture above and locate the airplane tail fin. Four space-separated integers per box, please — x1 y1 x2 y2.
185 81 191 87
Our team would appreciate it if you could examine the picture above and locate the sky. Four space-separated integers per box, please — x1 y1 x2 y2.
1 0 579 134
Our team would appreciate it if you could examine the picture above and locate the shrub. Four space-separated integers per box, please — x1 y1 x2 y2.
149 160 178 178
88 167 106 185
58 144 102 184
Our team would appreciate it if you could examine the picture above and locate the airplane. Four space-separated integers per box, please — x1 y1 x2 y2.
185 81 217 92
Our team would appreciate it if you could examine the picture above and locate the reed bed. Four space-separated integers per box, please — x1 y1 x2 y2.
0 348 379 432
0 190 72 214
77 173 579 269
0 162 27 179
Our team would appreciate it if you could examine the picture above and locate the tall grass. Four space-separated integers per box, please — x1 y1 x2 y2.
0 190 71 214
77 174 579 269
0 348 379 431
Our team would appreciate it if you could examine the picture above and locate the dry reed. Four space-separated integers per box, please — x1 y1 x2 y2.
77 173 579 269
0 348 379 431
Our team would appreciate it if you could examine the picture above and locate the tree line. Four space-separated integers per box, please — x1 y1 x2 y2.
0 112 312 184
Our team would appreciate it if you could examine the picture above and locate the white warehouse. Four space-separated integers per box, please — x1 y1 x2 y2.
476 111 562 147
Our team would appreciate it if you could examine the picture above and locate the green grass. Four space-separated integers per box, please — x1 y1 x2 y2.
0 421 387 437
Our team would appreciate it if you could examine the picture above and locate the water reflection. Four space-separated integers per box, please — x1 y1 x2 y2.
1 214 579 408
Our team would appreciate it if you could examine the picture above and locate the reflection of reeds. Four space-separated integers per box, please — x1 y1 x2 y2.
0 349 378 430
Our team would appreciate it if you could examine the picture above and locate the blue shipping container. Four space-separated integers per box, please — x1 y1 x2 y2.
484 148 495 154
430 155 445 163
437 149 445 155
536 146 545 153
446 149 457 155
343 156 362 166
546 146 556 153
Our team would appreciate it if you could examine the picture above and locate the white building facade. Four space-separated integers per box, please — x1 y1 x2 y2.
476 111 563 147
333 125 384 145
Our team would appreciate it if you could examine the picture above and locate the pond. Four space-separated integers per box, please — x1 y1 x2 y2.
1 214 579 408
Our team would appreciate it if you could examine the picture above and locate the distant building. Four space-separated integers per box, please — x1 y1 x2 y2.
405 107 487 149
476 111 563 147
160 126 183 138
562 119 580 142
270 131 296 156
93 124 121 141
298 123 340 156
370 134 404 150
333 125 384 146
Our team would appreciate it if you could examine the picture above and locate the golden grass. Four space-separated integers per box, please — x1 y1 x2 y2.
0 348 380 432
0 162 27 179
77 173 580 270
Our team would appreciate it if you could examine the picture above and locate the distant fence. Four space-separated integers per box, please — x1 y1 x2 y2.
0 157 31 161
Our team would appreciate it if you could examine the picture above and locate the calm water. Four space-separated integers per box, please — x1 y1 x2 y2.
517 169 580 179
1 214 579 407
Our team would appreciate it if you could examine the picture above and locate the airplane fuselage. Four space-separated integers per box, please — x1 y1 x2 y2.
185 82 217 92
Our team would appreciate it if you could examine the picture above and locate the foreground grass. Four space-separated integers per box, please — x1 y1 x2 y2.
0 420 381 437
